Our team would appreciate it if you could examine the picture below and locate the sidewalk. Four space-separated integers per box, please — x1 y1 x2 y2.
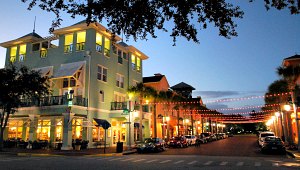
0 146 137 157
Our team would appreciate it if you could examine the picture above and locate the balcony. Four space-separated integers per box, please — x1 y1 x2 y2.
20 95 88 107
111 102 127 110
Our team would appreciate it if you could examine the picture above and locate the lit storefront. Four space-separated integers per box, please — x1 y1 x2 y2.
37 119 51 140
72 118 83 140
7 119 29 140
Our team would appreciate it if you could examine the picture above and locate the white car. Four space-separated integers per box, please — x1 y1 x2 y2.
185 135 197 146
258 131 275 146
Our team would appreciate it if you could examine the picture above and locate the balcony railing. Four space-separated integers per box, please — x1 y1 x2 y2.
64 44 73 53
76 42 85 51
111 102 127 110
20 95 88 107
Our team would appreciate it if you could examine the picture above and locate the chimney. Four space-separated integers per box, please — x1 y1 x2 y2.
154 73 162 76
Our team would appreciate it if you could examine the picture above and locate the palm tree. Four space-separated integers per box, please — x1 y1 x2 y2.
128 83 156 141
277 65 300 150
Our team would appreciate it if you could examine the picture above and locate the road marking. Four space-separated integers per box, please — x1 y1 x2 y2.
121 158 135 162
272 162 279 167
174 160 184 164
145 159 158 163
132 159 146 162
220 161 228 166
204 161 213 165
187 161 197 165
109 157 123 161
254 162 261 166
160 160 171 164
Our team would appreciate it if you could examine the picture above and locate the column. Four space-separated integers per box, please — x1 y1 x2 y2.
28 115 39 141
61 112 75 150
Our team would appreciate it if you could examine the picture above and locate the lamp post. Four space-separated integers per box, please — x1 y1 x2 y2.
84 50 91 146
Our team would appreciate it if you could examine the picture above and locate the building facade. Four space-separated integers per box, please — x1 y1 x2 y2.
0 21 151 149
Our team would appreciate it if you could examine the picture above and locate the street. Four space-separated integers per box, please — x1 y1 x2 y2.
0 135 299 169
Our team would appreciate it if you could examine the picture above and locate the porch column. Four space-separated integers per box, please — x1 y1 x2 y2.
28 115 39 141
61 112 75 150
87 116 93 148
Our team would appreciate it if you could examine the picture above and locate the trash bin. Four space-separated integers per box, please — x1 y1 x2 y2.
116 142 123 153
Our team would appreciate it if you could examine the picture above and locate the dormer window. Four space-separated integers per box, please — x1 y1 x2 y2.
64 34 73 53
10 46 17 63
19 44 26 62
96 33 103 53
76 31 86 51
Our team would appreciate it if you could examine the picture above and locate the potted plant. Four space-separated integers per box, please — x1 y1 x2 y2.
74 139 82 151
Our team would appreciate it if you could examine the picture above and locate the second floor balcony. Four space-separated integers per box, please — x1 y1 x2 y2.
20 95 88 108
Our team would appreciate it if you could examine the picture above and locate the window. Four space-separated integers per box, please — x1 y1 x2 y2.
114 93 126 102
72 118 83 139
99 90 104 102
37 119 51 140
96 33 103 53
76 31 86 51
62 71 81 88
64 34 73 53
131 54 136 70
136 57 141 72
32 43 40 51
19 44 26 62
97 65 107 82
123 52 128 60
104 37 110 57
8 120 24 139
10 46 17 63
41 41 48 58
118 49 123 64
116 74 124 88
113 45 117 54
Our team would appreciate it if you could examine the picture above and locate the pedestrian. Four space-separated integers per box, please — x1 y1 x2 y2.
195 138 201 147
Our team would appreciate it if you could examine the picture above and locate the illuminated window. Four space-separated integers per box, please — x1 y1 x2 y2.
104 37 110 57
8 120 23 139
19 44 26 62
131 54 136 70
72 118 83 139
55 119 63 141
10 46 17 63
136 57 141 72
92 120 104 142
97 65 107 82
76 31 86 51
37 119 51 141
96 33 103 52
62 69 81 88
64 34 73 53
116 74 124 88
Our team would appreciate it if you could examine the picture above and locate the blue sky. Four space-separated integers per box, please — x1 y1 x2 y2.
0 1 299 113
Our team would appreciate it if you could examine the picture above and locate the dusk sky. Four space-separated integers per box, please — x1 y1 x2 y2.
0 1 299 114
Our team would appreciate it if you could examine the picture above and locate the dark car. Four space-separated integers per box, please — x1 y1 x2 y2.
168 136 188 148
136 138 166 153
261 136 286 154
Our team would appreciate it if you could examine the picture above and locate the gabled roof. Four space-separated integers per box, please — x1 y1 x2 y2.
171 82 195 90
143 74 164 83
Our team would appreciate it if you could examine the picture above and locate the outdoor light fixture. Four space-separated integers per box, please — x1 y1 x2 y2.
275 112 280 117
284 104 291 111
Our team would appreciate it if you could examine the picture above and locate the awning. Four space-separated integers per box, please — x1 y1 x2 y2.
94 118 111 129
33 66 53 77
52 61 85 78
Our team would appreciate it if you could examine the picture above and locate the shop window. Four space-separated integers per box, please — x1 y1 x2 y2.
72 118 83 139
37 119 51 141
104 37 110 57
92 120 104 142
10 46 17 63
7 120 23 139
96 33 103 53
64 34 73 53
19 44 26 62
76 31 86 51
55 119 63 141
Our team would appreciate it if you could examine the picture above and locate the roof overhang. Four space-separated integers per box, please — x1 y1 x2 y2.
52 61 85 79
0 35 43 48
33 66 53 77
127 46 149 60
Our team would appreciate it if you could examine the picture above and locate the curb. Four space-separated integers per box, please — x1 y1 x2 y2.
17 153 63 157
286 150 296 158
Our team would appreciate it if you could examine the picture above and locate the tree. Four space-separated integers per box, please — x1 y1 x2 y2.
128 82 156 141
21 0 299 44
0 64 51 151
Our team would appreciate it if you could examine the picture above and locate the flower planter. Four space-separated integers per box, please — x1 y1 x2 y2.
75 144 81 151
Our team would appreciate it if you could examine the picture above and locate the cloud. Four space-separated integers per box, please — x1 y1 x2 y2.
193 91 239 99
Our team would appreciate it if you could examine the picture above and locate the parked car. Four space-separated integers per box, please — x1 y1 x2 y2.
258 131 275 147
210 134 217 141
185 135 197 146
261 136 286 154
136 138 166 153
216 133 224 140
168 136 188 148
200 132 212 142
